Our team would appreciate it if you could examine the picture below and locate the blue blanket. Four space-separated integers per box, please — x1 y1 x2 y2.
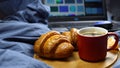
0 0 51 68
0 22 51 68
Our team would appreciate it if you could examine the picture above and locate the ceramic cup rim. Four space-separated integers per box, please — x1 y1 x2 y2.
77 27 108 37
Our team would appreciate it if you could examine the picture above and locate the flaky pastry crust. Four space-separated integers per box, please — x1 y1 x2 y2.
62 28 78 50
34 31 74 59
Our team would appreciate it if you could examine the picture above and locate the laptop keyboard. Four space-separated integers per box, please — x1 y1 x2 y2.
50 23 94 32
50 22 120 32
67 25 93 30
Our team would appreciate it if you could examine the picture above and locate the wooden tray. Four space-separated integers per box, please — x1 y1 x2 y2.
34 50 119 68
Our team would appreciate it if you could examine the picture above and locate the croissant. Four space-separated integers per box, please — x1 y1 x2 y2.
34 31 74 59
62 28 78 50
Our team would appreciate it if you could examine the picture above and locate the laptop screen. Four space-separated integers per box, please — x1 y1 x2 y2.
44 0 107 22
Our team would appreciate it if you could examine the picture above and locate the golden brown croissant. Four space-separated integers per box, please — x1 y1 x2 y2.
62 28 78 50
34 31 74 59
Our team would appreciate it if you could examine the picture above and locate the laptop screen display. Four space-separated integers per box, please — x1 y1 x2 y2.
44 0 107 22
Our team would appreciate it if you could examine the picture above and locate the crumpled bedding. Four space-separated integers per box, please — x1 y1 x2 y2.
0 0 51 68
0 22 51 68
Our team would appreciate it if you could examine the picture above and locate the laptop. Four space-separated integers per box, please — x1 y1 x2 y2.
43 0 110 32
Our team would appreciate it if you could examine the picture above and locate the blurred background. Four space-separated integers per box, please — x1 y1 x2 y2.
106 0 120 21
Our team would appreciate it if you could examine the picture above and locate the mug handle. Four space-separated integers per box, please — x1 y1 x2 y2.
107 32 119 51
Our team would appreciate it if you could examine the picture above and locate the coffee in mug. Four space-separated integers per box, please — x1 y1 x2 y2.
81 32 105 37
77 27 119 62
